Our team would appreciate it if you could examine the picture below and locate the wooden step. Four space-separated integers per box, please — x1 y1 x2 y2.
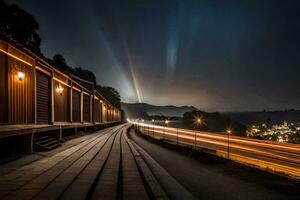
34 135 61 152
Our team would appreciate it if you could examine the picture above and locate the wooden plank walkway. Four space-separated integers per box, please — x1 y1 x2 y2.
0 124 183 200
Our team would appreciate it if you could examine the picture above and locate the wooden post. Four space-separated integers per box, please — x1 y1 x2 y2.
31 130 34 153
60 125 62 141
51 71 55 124
34 61 37 124
153 125 155 138
90 95 92 123
80 91 83 123
228 133 230 159
194 131 197 150
177 128 179 145
70 82 73 123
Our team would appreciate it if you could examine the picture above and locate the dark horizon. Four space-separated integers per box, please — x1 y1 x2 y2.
121 101 300 113
6 0 300 112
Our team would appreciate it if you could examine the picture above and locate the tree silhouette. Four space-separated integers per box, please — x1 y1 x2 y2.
52 55 97 85
52 54 74 73
0 1 41 53
96 86 121 109
73 67 97 85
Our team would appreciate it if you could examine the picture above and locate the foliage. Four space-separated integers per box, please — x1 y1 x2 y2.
52 54 73 74
73 67 97 85
52 54 97 85
0 1 41 53
96 86 121 109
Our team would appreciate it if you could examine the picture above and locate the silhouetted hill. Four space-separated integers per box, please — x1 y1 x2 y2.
183 110 247 136
223 109 300 126
121 102 197 118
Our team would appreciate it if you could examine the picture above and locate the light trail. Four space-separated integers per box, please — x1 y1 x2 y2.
133 122 300 179
123 41 142 103
142 123 300 153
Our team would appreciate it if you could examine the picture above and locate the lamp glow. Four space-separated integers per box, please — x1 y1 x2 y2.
193 115 205 127
56 85 64 96
17 71 25 80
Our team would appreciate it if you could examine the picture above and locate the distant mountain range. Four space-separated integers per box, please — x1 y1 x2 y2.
121 102 197 118
121 102 300 126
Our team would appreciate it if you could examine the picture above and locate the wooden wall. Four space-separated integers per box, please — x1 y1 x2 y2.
7 55 35 124
93 98 99 122
54 80 70 122
36 70 51 124
83 94 90 122
72 90 81 122
0 52 7 124
102 103 107 122
108 106 111 121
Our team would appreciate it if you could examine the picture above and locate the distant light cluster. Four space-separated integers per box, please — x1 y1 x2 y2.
247 122 300 144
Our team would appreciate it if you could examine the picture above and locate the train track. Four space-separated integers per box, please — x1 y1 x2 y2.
0 124 191 200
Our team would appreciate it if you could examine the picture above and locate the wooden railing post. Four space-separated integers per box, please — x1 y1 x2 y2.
80 91 83 123
34 60 37 124
51 71 55 124
194 131 197 150
70 82 73 123
177 128 179 145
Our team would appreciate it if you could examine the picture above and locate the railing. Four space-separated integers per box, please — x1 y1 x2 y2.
132 122 300 180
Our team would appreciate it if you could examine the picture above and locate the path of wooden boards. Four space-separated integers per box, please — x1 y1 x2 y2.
0 124 179 200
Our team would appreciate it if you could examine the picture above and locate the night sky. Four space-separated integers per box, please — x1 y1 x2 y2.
7 0 300 112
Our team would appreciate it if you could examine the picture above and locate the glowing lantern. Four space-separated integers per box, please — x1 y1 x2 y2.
56 85 64 96
17 71 25 81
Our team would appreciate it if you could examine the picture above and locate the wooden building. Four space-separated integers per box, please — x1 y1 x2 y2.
0 39 121 131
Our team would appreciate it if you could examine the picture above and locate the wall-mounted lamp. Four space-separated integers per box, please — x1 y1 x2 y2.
56 84 64 96
17 71 25 81
100 100 103 103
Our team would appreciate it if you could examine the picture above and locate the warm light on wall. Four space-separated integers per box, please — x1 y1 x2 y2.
56 84 64 96
17 71 25 81
100 100 103 103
